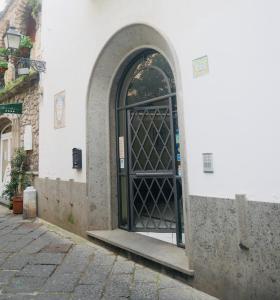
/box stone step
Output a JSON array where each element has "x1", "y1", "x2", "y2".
[{"x1": 87, "y1": 229, "x2": 194, "y2": 277}]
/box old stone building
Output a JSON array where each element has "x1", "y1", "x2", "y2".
[{"x1": 0, "y1": 0, "x2": 42, "y2": 205}]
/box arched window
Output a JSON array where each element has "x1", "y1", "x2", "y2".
[{"x1": 119, "y1": 51, "x2": 176, "y2": 108}]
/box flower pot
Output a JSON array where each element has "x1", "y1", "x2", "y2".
[
  {"x1": 13, "y1": 195, "x2": 23, "y2": 214},
  {"x1": 0, "y1": 67, "x2": 7, "y2": 74},
  {"x1": 19, "y1": 47, "x2": 31, "y2": 58}
]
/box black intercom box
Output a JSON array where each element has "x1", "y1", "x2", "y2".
[{"x1": 72, "y1": 148, "x2": 82, "y2": 169}]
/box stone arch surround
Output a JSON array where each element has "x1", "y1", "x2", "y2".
[
  {"x1": 86, "y1": 23, "x2": 191, "y2": 251},
  {"x1": 0, "y1": 115, "x2": 20, "y2": 153}
]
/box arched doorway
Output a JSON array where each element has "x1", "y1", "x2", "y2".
[
  {"x1": 116, "y1": 50, "x2": 184, "y2": 246},
  {"x1": 0, "y1": 120, "x2": 12, "y2": 205},
  {"x1": 87, "y1": 24, "x2": 191, "y2": 252}
]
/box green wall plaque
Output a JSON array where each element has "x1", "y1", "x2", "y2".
[{"x1": 0, "y1": 103, "x2": 22, "y2": 114}]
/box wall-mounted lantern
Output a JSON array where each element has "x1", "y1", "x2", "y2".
[
  {"x1": 4, "y1": 26, "x2": 21, "y2": 50},
  {"x1": 4, "y1": 26, "x2": 46, "y2": 73}
]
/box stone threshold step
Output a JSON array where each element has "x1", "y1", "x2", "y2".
[{"x1": 87, "y1": 229, "x2": 194, "y2": 277}]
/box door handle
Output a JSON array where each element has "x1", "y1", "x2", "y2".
[{"x1": 134, "y1": 172, "x2": 173, "y2": 176}]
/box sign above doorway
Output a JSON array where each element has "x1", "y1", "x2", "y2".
[{"x1": 0, "y1": 103, "x2": 22, "y2": 114}]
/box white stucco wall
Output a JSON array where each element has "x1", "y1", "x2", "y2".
[{"x1": 40, "y1": 0, "x2": 280, "y2": 203}]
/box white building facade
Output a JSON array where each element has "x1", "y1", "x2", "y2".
[{"x1": 37, "y1": 1, "x2": 280, "y2": 299}]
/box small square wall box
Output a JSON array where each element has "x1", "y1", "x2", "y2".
[
  {"x1": 72, "y1": 148, "x2": 82, "y2": 169},
  {"x1": 203, "y1": 153, "x2": 214, "y2": 173}
]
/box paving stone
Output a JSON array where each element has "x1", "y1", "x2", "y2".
[
  {"x1": 14, "y1": 223, "x2": 42, "y2": 235},
  {"x1": 31, "y1": 253, "x2": 65, "y2": 265},
  {"x1": 1, "y1": 254, "x2": 31, "y2": 270},
  {"x1": 0, "y1": 292, "x2": 70, "y2": 300},
  {"x1": 111, "y1": 260, "x2": 135, "y2": 274},
  {"x1": 0, "y1": 252, "x2": 11, "y2": 266},
  {"x1": 19, "y1": 237, "x2": 52, "y2": 254},
  {"x1": 159, "y1": 287, "x2": 215, "y2": 300},
  {"x1": 92, "y1": 252, "x2": 116, "y2": 266},
  {"x1": 159, "y1": 274, "x2": 188, "y2": 289},
  {"x1": 0, "y1": 270, "x2": 17, "y2": 285},
  {"x1": 3, "y1": 276, "x2": 47, "y2": 293},
  {"x1": 65, "y1": 245, "x2": 95, "y2": 261},
  {"x1": 41, "y1": 243, "x2": 73, "y2": 253},
  {"x1": 0, "y1": 234, "x2": 24, "y2": 242},
  {"x1": 19, "y1": 264, "x2": 56, "y2": 278},
  {"x1": 116, "y1": 255, "x2": 128, "y2": 262},
  {"x1": 159, "y1": 288, "x2": 187, "y2": 300},
  {"x1": 55, "y1": 250, "x2": 92, "y2": 274},
  {"x1": 80, "y1": 264, "x2": 112, "y2": 284},
  {"x1": 1, "y1": 238, "x2": 34, "y2": 253},
  {"x1": 55, "y1": 260, "x2": 89, "y2": 274},
  {"x1": 130, "y1": 282, "x2": 158, "y2": 300},
  {"x1": 0, "y1": 295, "x2": 37, "y2": 300},
  {"x1": 0, "y1": 230, "x2": 14, "y2": 239},
  {"x1": 134, "y1": 266, "x2": 158, "y2": 283},
  {"x1": 24, "y1": 227, "x2": 49, "y2": 240},
  {"x1": 34, "y1": 294, "x2": 70, "y2": 300},
  {"x1": 39, "y1": 232, "x2": 67, "y2": 245},
  {"x1": 103, "y1": 274, "x2": 132, "y2": 299},
  {"x1": 43, "y1": 273, "x2": 80, "y2": 293},
  {"x1": 0, "y1": 224, "x2": 9, "y2": 230},
  {"x1": 0, "y1": 210, "x2": 216, "y2": 300},
  {"x1": 73, "y1": 284, "x2": 104, "y2": 300}
]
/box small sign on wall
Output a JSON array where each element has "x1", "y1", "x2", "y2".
[
  {"x1": 54, "y1": 91, "x2": 66, "y2": 129},
  {"x1": 119, "y1": 136, "x2": 125, "y2": 169},
  {"x1": 24, "y1": 125, "x2": 32, "y2": 151},
  {"x1": 192, "y1": 55, "x2": 209, "y2": 78}
]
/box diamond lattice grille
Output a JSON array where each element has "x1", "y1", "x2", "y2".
[
  {"x1": 128, "y1": 106, "x2": 177, "y2": 232},
  {"x1": 129, "y1": 107, "x2": 172, "y2": 172},
  {"x1": 131, "y1": 177, "x2": 176, "y2": 231}
]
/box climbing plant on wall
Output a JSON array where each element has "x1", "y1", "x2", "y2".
[{"x1": 27, "y1": 0, "x2": 42, "y2": 19}]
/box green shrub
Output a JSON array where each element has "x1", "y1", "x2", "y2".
[
  {"x1": 20, "y1": 35, "x2": 33, "y2": 49},
  {"x1": 0, "y1": 48, "x2": 8, "y2": 57},
  {"x1": 0, "y1": 60, "x2": 8, "y2": 69},
  {"x1": 27, "y1": 0, "x2": 42, "y2": 19},
  {"x1": 2, "y1": 148, "x2": 31, "y2": 200}
]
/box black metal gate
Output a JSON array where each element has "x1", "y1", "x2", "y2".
[
  {"x1": 127, "y1": 106, "x2": 178, "y2": 232},
  {"x1": 116, "y1": 50, "x2": 185, "y2": 247}
]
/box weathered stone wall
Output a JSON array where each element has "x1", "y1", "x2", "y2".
[
  {"x1": 34, "y1": 174, "x2": 280, "y2": 300},
  {"x1": 34, "y1": 177, "x2": 88, "y2": 237},
  {"x1": 0, "y1": 0, "x2": 42, "y2": 173},
  {"x1": 0, "y1": 80, "x2": 40, "y2": 172},
  {"x1": 189, "y1": 195, "x2": 280, "y2": 300},
  {"x1": 19, "y1": 83, "x2": 40, "y2": 171},
  {"x1": 0, "y1": 0, "x2": 31, "y2": 44}
]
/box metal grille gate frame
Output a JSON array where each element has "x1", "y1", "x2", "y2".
[
  {"x1": 128, "y1": 106, "x2": 178, "y2": 233},
  {"x1": 116, "y1": 51, "x2": 184, "y2": 247}
]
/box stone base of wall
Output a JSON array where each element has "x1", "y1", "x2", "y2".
[
  {"x1": 35, "y1": 177, "x2": 88, "y2": 237},
  {"x1": 189, "y1": 195, "x2": 280, "y2": 300},
  {"x1": 34, "y1": 177, "x2": 280, "y2": 300}
]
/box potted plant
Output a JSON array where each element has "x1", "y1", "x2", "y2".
[
  {"x1": 27, "y1": 0, "x2": 42, "y2": 20},
  {"x1": 19, "y1": 35, "x2": 33, "y2": 58},
  {"x1": 0, "y1": 60, "x2": 8, "y2": 74},
  {"x1": 0, "y1": 48, "x2": 8, "y2": 60},
  {"x1": 2, "y1": 148, "x2": 30, "y2": 214}
]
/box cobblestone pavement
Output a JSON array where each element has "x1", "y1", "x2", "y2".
[{"x1": 0, "y1": 207, "x2": 218, "y2": 300}]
